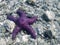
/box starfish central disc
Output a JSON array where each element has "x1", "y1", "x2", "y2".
[{"x1": 7, "y1": 8, "x2": 38, "y2": 40}]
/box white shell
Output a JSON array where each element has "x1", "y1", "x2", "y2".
[{"x1": 4, "y1": 20, "x2": 15, "y2": 33}]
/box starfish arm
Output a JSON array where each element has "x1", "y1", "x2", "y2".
[
  {"x1": 23, "y1": 24, "x2": 36, "y2": 39},
  {"x1": 28, "y1": 16, "x2": 38, "y2": 24},
  {"x1": 7, "y1": 15, "x2": 17, "y2": 22},
  {"x1": 16, "y1": 8, "x2": 26, "y2": 17},
  {"x1": 12, "y1": 26, "x2": 21, "y2": 40}
]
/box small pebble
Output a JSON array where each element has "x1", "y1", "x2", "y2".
[
  {"x1": 0, "y1": 15, "x2": 6, "y2": 22},
  {"x1": 57, "y1": 2, "x2": 60, "y2": 10},
  {"x1": 41, "y1": 13, "x2": 51, "y2": 22},
  {"x1": 15, "y1": 37, "x2": 20, "y2": 42},
  {"x1": 43, "y1": 30, "x2": 55, "y2": 39},
  {"x1": 41, "y1": 10, "x2": 55, "y2": 22},
  {"x1": 6, "y1": 37, "x2": 14, "y2": 45},
  {"x1": 0, "y1": 38, "x2": 6, "y2": 45},
  {"x1": 22, "y1": 35, "x2": 29, "y2": 42},
  {"x1": 0, "y1": 25, "x2": 6, "y2": 33},
  {"x1": 27, "y1": 0, "x2": 36, "y2": 3},
  {"x1": 26, "y1": 0, "x2": 38, "y2": 7}
]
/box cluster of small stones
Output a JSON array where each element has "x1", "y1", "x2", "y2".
[{"x1": 0, "y1": 0, "x2": 60, "y2": 45}]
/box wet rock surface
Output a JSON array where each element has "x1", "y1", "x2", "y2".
[{"x1": 0, "y1": 0, "x2": 60, "y2": 45}]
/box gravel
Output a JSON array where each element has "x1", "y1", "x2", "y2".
[{"x1": 0, "y1": 0, "x2": 60, "y2": 45}]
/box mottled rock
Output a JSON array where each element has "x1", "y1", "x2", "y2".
[
  {"x1": 41, "y1": 10, "x2": 55, "y2": 22},
  {"x1": 45, "y1": 11, "x2": 55, "y2": 20}
]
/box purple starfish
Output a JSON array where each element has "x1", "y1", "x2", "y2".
[{"x1": 7, "y1": 9, "x2": 38, "y2": 40}]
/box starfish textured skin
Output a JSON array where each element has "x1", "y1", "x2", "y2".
[{"x1": 7, "y1": 9, "x2": 38, "y2": 40}]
